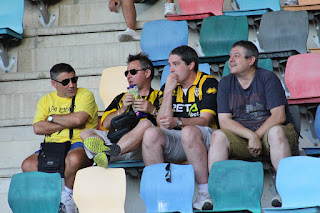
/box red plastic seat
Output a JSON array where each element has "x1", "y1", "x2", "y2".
[
  {"x1": 285, "y1": 53, "x2": 320, "y2": 104},
  {"x1": 166, "y1": 0, "x2": 224, "y2": 21}
]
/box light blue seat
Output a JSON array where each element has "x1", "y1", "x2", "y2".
[
  {"x1": 222, "y1": 58, "x2": 273, "y2": 77},
  {"x1": 8, "y1": 172, "x2": 61, "y2": 213},
  {"x1": 257, "y1": 10, "x2": 309, "y2": 59},
  {"x1": 303, "y1": 105, "x2": 320, "y2": 157},
  {"x1": 315, "y1": 105, "x2": 320, "y2": 141},
  {"x1": 204, "y1": 160, "x2": 263, "y2": 213},
  {"x1": 140, "y1": 20, "x2": 188, "y2": 66},
  {"x1": 264, "y1": 156, "x2": 320, "y2": 213},
  {"x1": 0, "y1": 0, "x2": 24, "y2": 72},
  {"x1": 199, "y1": 15, "x2": 248, "y2": 63},
  {"x1": 160, "y1": 63, "x2": 211, "y2": 88},
  {"x1": 224, "y1": 0, "x2": 280, "y2": 16},
  {"x1": 140, "y1": 163, "x2": 194, "y2": 213}
]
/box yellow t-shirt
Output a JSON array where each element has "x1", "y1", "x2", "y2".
[{"x1": 33, "y1": 88, "x2": 98, "y2": 144}]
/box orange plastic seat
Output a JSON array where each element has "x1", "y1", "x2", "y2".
[{"x1": 166, "y1": 0, "x2": 224, "y2": 21}]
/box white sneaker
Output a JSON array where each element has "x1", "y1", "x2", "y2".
[
  {"x1": 164, "y1": 3, "x2": 177, "y2": 16},
  {"x1": 284, "y1": 0, "x2": 298, "y2": 5},
  {"x1": 59, "y1": 191, "x2": 78, "y2": 213},
  {"x1": 117, "y1": 28, "x2": 141, "y2": 42},
  {"x1": 193, "y1": 191, "x2": 213, "y2": 210}
]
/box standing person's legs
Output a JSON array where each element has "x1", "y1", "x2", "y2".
[{"x1": 164, "y1": 0, "x2": 177, "y2": 15}]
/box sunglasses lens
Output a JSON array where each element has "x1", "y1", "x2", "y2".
[
  {"x1": 61, "y1": 79, "x2": 70, "y2": 86},
  {"x1": 130, "y1": 69, "x2": 137, "y2": 75},
  {"x1": 124, "y1": 71, "x2": 129, "y2": 77},
  {"x1": 71, "y1": 77, "x2": 78, "y2": 83}
]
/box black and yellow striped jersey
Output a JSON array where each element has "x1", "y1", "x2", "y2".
[
  {"x1": 100, "y1": 88, "x2": 161, "y2": 131},
  {"x1": 160, "y1": 71, "x2": 218, "y2": 129}
]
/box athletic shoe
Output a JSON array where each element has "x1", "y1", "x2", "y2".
[
  {"x1": 284, "y1": 0, "x2": 298, "y2": 5},
  {"x1": 93, "y1": 152, "x2": 109, "y2": 168},
  {"x1": 271, "y1": 193, "x2": 282, "y2": 207},
  {"x1": 84, "y1": 137, "x2": 121, "y2": 158},
  {"x1": 59, "y1": 191, "x2": 78, "y2": 213},
  {"x1": 164, "y1": 3, "x2": 177, "y2": 16},
  {"x1": 193, "y1": 191, "x2": 213, "y2": 210},
  {"x1": 117, "y1": 28, "x2": 141, "y2": 42}
]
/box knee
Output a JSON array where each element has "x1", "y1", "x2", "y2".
[
  {"x1": 80, "y1": 129, "x2": 96, "y2": 140},
  {"x1": 142, "y1": 127, "x2": 164, "y2": 148},
  {"x1": 137, "y1": 119, "x2": 153, "y2": 130},
  {"x1": 268, "y1": 126, "x2": 287, "y2": 146},
  {"x1": 65, "y1": 149, "x2": 86, "y2": 170},
  {"x1": 180, "y1": 126, "x2": 202, "y2": 146},
  {"x1": 21, "y1": 157, "x2": 37, "y2": 172},
  {"x1": 210, "y1": 130, "x2": 229, "y2": 147}
]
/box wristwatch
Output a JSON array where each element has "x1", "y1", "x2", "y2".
[
  {"x1": 152, "y1": 108, "x2": 158, "y2": 116},
  {"x1": 176, "y1": 117, "x2": 183, "y2": 128},
  {"x1": 48, "y1": 115, "x2": 54, "y2": 123}
]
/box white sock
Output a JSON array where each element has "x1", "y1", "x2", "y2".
[
  {"x1": 198, "y1": 183, "x2": 209, "y2": 193},
  {"x1": 65, "y1": 186, "x2": 73, "y2": 195}
]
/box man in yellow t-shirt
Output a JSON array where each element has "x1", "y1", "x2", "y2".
[{"x1": 21, "y1": 63, "x2": 98, "y2": 213}]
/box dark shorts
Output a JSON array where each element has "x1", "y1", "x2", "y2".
[
  {"x1": 221, "y1": 123, "x2": 298, "y2": 159},
  {"x1": 35, "y1": 142, "x2": 84, "y2": 154}
]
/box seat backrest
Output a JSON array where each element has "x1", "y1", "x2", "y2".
[
  {"x1": 285, "y1": 53, "x2": 320, "y2": 100},
  {"x1": 140, "y1": 163, "x2": 194, "y2": 213},
  {"x1": 209, "y1": 160, "x2": 263, "y2": 213},
  {"x1": 99, "y1": 66, "x2": 128, "y2": 108},
  {"x1": 222, "y1": 58, "x2": 273, "y2": 77},
  {"x1": 276, "y1": 156, "x2": 320, "y2": 208},
  {"x1": 73, "y1": 167, "x2": 126, "y2": 213},
  {"x1": 236, "y1": 0, "x2": 280, "y2": 11},
  {"x1": 8, "y1": 172, "x2": 61, "y2": 213},
  {"x1": 160, "y1": 63, "x2": 211, "y2": 88},
  {"x1": 140, "y1": 20, "x2": 188, "y2": 66},
  {"x1": 200, "y1": 15, "x2": 248, "y2": 59},
  {"x1": 178, "y1": 0, "x2": 224, "y2": 16},
  {"x1": 0, "y1": 0, "x2": 24, "y2": 35},
  {"x1": 257, "y1": 10, "x2": 308, "y2": 56}
]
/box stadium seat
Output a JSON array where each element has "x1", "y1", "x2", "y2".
[
  {"x1": 264, "y1": 156, "x2": 320, "y2": 213},
  {"x1": 199, "y1": 15, "x2": 248, "y2": 63},
  {"x1": 160, "y1": 63, "x2": 211, "y2": 88},
  {"x1": 303, "y1": 105, "x2": 320, "y2": 157},
  {"x1": 224, "y1": 0, "x2": 280, "y2": 16},
  {"x1": 257, "y1": 10, "x2": 308, "y2": 59},
  {"x1": 165, "y1": 0, "x2": 223, "y2": 21},
  {"x1": 140, "y1": 20, "x2": 188, "y2": 66},
  {"x1": 8, "y1": 172, "x2": 61, "y2": 213},
  {"x1": 140, "y1": 163, "x2": 194, "y2": 213},
  {"x1": 222, "y1": 58, "x2": 273, "y2": 77},
  {"x1": 73, "y1": 167, "x2": 126, "y2": 213},
  {"x1": 0, "y1": 0, "x2": 24, "y2": 72},
  {"x1": 207, "y1": 160, "x2": 263, "y2": 213}
]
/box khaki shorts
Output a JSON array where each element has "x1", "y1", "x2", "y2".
[{"x1": 220, "y1": 123, "x2": 298, "y2": 159}]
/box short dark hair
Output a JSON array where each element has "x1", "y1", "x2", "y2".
[
  {"x1": 50, "y1": 63, "x2": 75, "y2": 80},
  {"x1": 232, "y1": 40, "x2": 259, "y2": 68},
  {"x1": 127, "y1": 52, "x2": 154, "y2": 79},
  {"x1": 170, "y1": 45, "x2": 199, "y2": 72}
]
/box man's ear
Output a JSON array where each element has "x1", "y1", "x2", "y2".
[
  {"x1": 145, "y1": 69, "x2": 152, "y2": 78},
  {"x1": 188, "y1": 61, "x2": 195, "y2": 71},
  {"x1": 249, "y1": 56, "x2": 256, "y2": 67},
  {"x1": 51, "y1": 80, "x2": 57, "y2": 88}
]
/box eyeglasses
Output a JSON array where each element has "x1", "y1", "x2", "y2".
[
  {"x1": 165, "y1": 163, "x2": 171, "y2": 183},
  {"x1": 124, "y1": 69, "x2": 146, "y2": 77},
  {"x1": 54, "y1": 77, "x2": 78, "y2": 86}
]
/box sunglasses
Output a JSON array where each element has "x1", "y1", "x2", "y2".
[
  {"x1": 124, "y1": 69, "x2": 146, "y2": 77},
  {"x1": 165, "y1": 163, "x2": 171, "y2": 183},
  {"x1": 54, "y1": 77, "x2": 78, "y2": 86}
]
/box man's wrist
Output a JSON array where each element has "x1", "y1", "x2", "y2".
[
  {"x1": 176, "y1": 117, "x2": 183, "y2": 128},
  {"x1": 48, "y1": 115, "x2": 54, "y2": 123}
]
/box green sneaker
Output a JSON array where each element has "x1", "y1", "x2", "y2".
[
  {"x1": 93, "y1": 152, "x2": 108, "y2": 168},
  {"x1": 83, "y1": 137, "x2": 110, "y2": 159}
]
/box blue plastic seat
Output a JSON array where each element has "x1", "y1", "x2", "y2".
[
  {"x1": 315, "y1": 105, "x2": 320, "y2": 141},
  {"x1": 8, "y1": 172, "x2": 61, "y2": 213},
  {"x1": 224, "y1": 0, "x2": 280, "y2": 16},
  {"x1": 222, "y1": 58, "x2": 273, "y2": 77},
  {"x1": 257, "y1": 10, "x2": 309, "y2": 59},
  {"x1": 206, "y1": 160, "x2": 264, "y2": 213},
  {"x1": 264, "y1": 156, "x2": 320, "y2": 213},
  {"x1": 199, "y1": 15, "x2": 248, "y2": 63},
  {"x1": 140, "y1": 163, "x2": 194, "y2": 213},
  {"x1": 140, "y1": 20, "x2": 188, "y2": 66},
  {"x1": 160, "y1": 63, "x2": 211, "y2": 88},
  {"x1": 0, "y1": 0, "x2": 24, "y2": 72}
]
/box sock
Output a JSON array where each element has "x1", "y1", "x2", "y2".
[
  {"x1": 64, "y1": 186, "x2": 73, "y2": 195},
  {"x1": 198, "y1": 183, "x2": 209, "y2": 193},
  {"x1": 107, "y1": 143, "x2": 121, "y2": 156}
]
